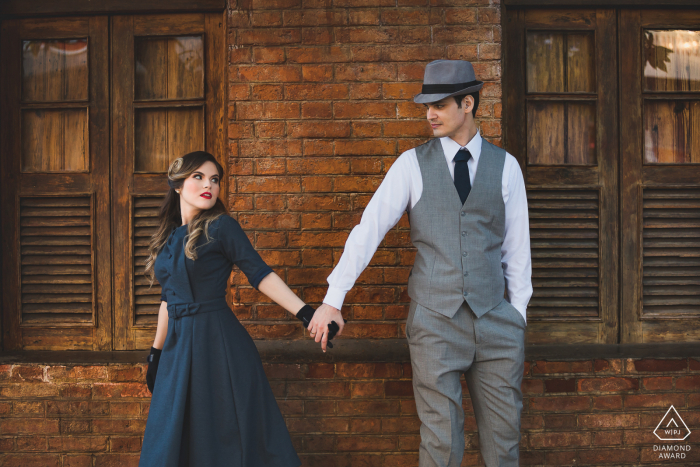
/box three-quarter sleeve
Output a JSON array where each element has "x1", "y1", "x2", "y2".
[
  {"x1": 217, "y1": 215, "x2": 273, "y2": 289},
  {"x1": 160, "y1": 288, "x2": 167, "y2": 302}
]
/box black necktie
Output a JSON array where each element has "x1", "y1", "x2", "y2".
[{"x1": 453, "y1": 148, "x2": 472, "y2": 205}]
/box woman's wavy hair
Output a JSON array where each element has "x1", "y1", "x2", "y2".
[{"x1": 144, "y1": 151, "x2": 227, "y2": 285}]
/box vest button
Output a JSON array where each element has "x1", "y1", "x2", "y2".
[
  {"x1": 462, "y1": 252, "x2": 467, "y2": 257},
  {"x1": 461, "y1": 231, "x2": 466, "y2": 236},
  {"x1": 464, "y1": 271, "x2": 468, "y2": 276},
  {"x1": 460, "y1": 212, "x2": 465, "y2": 217}
]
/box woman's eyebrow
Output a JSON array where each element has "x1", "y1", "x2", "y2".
[{"x1": 192, "y1": 171, "x2": 219, "y2": 178}]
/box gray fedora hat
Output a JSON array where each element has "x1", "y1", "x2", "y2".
[{"x1": 413, "y1": 60, "x2": 484, "y2": 104}]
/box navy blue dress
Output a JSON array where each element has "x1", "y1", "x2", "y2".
[{"x1": 139, "y1": 215, "x2": 300, "y2": 467}]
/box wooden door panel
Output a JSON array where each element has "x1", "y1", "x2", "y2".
[
  {"x1": 1, "y1": 16, "x2": 110, "y2": 350},
  {"x1": 112, "y1": 13, "x2": 225, "y2": 350},
  {"x1": 620, "y1": 10, "x2": 700, "y2": 343},
  {"x1": 505, "y1": 9, "x2": 618, "y2": 344}
]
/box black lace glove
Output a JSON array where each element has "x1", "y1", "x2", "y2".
[
  {"x1": 296, "y1": 305, "x2": 346, "y2": 349},
  {"x1": 146, "y1": 346, "x2": 162, "y2": 394}
]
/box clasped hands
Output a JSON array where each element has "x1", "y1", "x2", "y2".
[{"x1": 296, "y1": 303, "x2": 345, "y2": 352}]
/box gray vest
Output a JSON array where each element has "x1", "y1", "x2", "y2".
[{"x1": 407, "y1": 137, "x2": 506, "y2": 318}]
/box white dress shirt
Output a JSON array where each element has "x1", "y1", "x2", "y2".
[{"x1": 323, "y1": 132, "x2": 533, "y2": 323}]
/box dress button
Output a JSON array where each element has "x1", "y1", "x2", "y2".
[
  {"x1": 464, "y1": 271, "x2": 468, "y2": 276},
  {"x1": 462, "y1": 231, "x2": 466, "y2": 236},
  {"x1": 462, "y1": 252, "x2": 467, "y2": 257},
  {"x1": 460, "y1": 212, "x2": 466, "y2": 217}
]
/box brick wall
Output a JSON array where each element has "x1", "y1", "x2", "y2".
[
  {"x1": 225, "y1": 0, "x2": 503, "y2": 340},
  {"x1": 1, "y1": 357, "x2": 700, "y2": 466}
]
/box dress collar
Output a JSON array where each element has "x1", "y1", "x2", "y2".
[{"x1": 440, "y1": 131, "x2": 482, "y2": 164}]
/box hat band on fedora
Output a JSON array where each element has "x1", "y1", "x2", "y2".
[{"x1": 421, "y1": 80, "x2": 481, "y2": 95}]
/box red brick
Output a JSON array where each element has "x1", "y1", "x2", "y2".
[
  {"x1": 336, "y1": 64, "x2": 397, "y2": 82},
  {"x1": 521, "y1": 379, "x2": 544, "y2": 394},
  {"x1": 531, "y1": 360, "x2": 593, "y2": 375},
  {"x1": 445, "y1": 8, "x2": 477, "y2": 24},
  {"x1": 336, "y1": 435, "x2": 397, "y2": 452},
  {"x1": 579, "y1": 413, "x2": 639, "y2": 428},
  {"x1": 579, "y1": 448, "x2": 639, "y2": 464},
  {"x1": 351, "y1": 158, "x2": 383, "y2": 174},
  {"x1": 675, "y1": 375, "x2": 700, "y2": 390},
  {"x1": 335, "y1": 0, "x2": 394, "y2": 6},
  {"x1": 385, "y1": 381, "x2": 414, "y2": 397},
  {"x1": 253, "y1": 47, "x2": 285, "y2": 64},
  {"x1": 12, "y1": 365, "x2": 45, "y2": 382},
  {"x1": 238, "y1": 29, "x2": 301, "y2": 46},
  {"x1": 642, "y1": 376, "x2": 673, "y2": 390},
  {"x1": 543, "y1": 414, "x2": 576, "y2": 429},
  {"x1": 631, "y1": 358, "x2": 687, "y2": 372},
  {"x1": 1, "y1": 455, "x2": 60, "y2": 467},
  {"x1": 337, "y1": 401, "x2": 401, "y2": 416},
  {"x1": 529, "y1": 432, "x2": 590, "y2": 448},
  {"x1": 578, "y1": 377, "x2": 639, "y2": 392},
  {"x1": 624, "y1": 393, "x2": 685, "y2": 409},
  {"x1": 250, "y1": 84, "x2": 283, "y2": 101},
  {"x1": 283, "y1": 10, "x2": 345, "y2": 27},
  {"x1": 289, "y1": 122, "x2": 351, "y2": 138},
  {"x1": 544, "y1": 378, "x2": 576, "y2": 393},
  {"x1": 235, "y1": 65, "x2": 302, "y2": 83},
  {"x1": 351, "y1": 382, "x2": 385, "y2": 398},
  {"x1": 287, "y1": 46, "x2": 352, "y2": 63},
  {"x1": 529, "y1": 396, "x2": 590, "y2": 412},
  {"x1": 238, "y1": 176, "x2": 301, "y2": 193},
  {"x1": 0, "y1": 418, "x2": 59, "y2": 434},
  {"x1": 433, "y1": 26, "x2": 493, "y2": 44},
  {"x1": 593, "y1": 395, "x2": 623, "y2": 411},
  {"x1": 400, "y1": 27, "x2": 430, "y2": 44},
  {"x1": 335, "y1": 140, "x2": 395, "y2": 156},
  {"x1": 250, "y1": 0, "x2": 300, "y2": 8},
  {"x1": 302, "y1": 28, "x2": 333, "y2": 45}
]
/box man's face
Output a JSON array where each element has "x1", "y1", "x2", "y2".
[{"x1": 424, "y1": 96, "x2": 472, "y2": 138}]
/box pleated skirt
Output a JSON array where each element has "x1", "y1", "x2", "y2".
[{"x1": 138, "y1": 307, "x2": 300, "y2": 467}]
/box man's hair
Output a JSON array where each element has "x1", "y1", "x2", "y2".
[{"x1": 454, "y1": 91, "x2": 479, "y2": 118}]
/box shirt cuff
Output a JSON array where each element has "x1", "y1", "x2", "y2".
[
  {"x1": 323, "y1": 287, "x2": 347, "y2": 311},
  {"x1": 249, "y1": 267, "x2": 274, "y2": 290}
]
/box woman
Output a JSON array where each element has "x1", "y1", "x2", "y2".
[{"x1": 139, "y1": 151, "x2": 319, "y2": 467}]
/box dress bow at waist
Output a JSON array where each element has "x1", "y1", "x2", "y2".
[{"x1": 167, "y1": 297, "x2": 229, "y2": 319}]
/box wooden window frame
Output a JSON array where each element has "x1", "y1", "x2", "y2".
[
  {"x1": 0, "y1": 10, "x2": 226, "y2": 352},
  {"x1": 0, "y1": 0, "x2": 225, "y2": 17}
]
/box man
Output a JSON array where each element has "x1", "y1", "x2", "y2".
[{"x1": 309, "y1": 60, "x2": 532, "y2": 467}]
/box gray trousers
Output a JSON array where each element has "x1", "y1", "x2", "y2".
[{"x1": 406, "y1": 299, "x2": 525, "y2": 467}]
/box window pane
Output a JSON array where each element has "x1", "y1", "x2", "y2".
[
  {"x1": 21, "y1": 109, "x2": 89, "y2": 172},
  {"x1": 135, "y1": 36, "x2": 204, "y2": 100},
  {"x1": 644, "y1": 100, "x2": 700, "y2": 164},
  {"x1": 22, "y1": 39, "x2": 88, "y2": 102},
  {"x1": 527, "y1": 101, "x2": 596, "y2": 165},
  {"x1": 527, "y1": 33, "x2": 565, "y2": 93},
  {"x1": 135, "y1": 107, "x2": 204, "y2": 172},
  {"x1": 527, "y1": 32, "x2": 595, "y2": 93},
  {"x1": 644, "y1": 30, "x2": 700, "y2": 92},
  {"x1": 567, "y1": 33, "x2": 596, "y2": 93}
]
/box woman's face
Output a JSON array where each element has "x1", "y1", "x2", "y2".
[{"x1": 179, "y1": 161, "x2": 220, "y2": 215}]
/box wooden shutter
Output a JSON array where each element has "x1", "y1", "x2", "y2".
[
  {"x1": 620, "y1": 10, "x2": 700, "y2": 343},
  {"x1": 0, "y1": 17, "x2": 111, "y2": 350},
  {"x1": 504, "y1": 9, "x2": 619, "y2": 344},
  {"x1": 111, "y1": 13, "x2": 226, "y2": 350}
]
